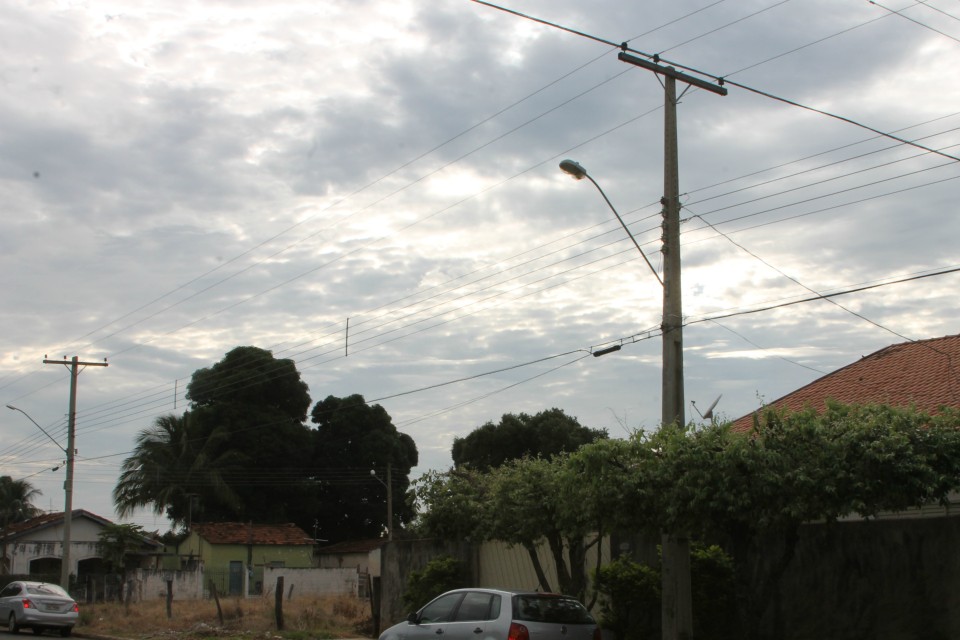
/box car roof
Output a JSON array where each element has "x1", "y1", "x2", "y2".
[{"x1": 441, "y1": 588, "x2": 572, "y2": 598}]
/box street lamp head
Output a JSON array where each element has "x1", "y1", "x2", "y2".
[{"x1": 559, "y1": 159, "x2": 587, "y2": 180}]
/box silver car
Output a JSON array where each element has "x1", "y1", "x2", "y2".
[
  {"x1": 0, "y1": 581, "x2": 79, "y2": 637},
  {"x1": 379, "y1": 588, "x2": 600, "y2": 640}
]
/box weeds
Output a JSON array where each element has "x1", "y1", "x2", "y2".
[{"x1": 77, "y1": 593, "x2": 371, "y2": 639}]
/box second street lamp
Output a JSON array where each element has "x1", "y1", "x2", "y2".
[
  {"x1": 369, "y1": 464, "x2": 393, "y2": 541},
  {"x1": 6, "y1": 404, "x2": 73, "y2": 588}
]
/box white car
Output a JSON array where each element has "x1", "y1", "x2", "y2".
[
  {"x1": 380, "y1": 587, "x2": 600, "y2": 640},
  {"x1": 0, "y1": 581, "x2": 79, "y2": 637}
]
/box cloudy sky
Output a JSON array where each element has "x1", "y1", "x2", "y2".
[{"x1": 2, "y1": 0, "x2": 958, "y2": 532}]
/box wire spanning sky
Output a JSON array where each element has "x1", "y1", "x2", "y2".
[{"x1": 2, "y1": 0, "x2": 959, "y2": 531}]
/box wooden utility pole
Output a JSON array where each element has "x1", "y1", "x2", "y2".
[
  {"x1": 617, "y1": 51, "x2": 726, "y2": 640},
  {"x1": 43, "y1": 356, "x2": 108, "y2": 589}
]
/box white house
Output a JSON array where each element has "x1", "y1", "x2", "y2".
[{"x1": 0, "y1": 509, "x2": 161, "y2": 579}]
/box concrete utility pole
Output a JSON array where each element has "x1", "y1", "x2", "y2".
[
  {"x1": 43, "y1": 356, "x2": 108, "y2": 589},
  {"x1": 617, "y1": 51, "x2": 726, "y2": 640}
]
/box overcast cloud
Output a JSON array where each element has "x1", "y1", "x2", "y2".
[{"x1": 2, "y1": 0, "x2": 958, "y2": 531}]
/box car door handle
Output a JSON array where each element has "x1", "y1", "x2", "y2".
[
  {"x1": 473, "y1": 628, "x2": 483, "y2": 634},
  {"x1": 435, "y1": 629, "x2": 444, "y2": 635}
]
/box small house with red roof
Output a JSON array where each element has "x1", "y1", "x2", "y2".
[
  {"x1": 730, "y1": 333, "x2": 960, "y2": 433},
  {"x1": 174, "y1": 522, "x2": 315, "y2": 596}
]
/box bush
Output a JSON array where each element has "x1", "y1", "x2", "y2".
[
  {"x1": 594, "y1": 543, "x2": 739, "y2": 640},
  {"x1": 402, "y1": 555, "x2": 469, "y2": 612},
  {"x1": 594, "y1": 556, "x2": 660, "y2": 640}
]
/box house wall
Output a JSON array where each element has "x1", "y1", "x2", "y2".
[
  {"x1": 317, "y1": 549, "x2": 380, "y2": 575},
  {"x1": 3, "y1": 518, "x2": 106, "y2": 577},
  {"x1": 131, "y1": 568, "x2": 206, "y2": 600}
]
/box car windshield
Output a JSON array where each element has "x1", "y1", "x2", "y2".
[
  {"x1": 25, "y1": 584, "x2": 69, "y2": 597},
  {"x1": 512, "y1": 594, "x2": 595, "y2": 624}
]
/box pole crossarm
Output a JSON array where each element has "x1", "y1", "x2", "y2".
[{"x1": 618, "y1": 52, "x2": 728, "y2": 96}]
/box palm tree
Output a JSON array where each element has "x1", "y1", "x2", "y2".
[
  {"x1": 0, "y1": 475, "x2": 42, "y2": 528},
  {"x1": 113, "y1": 413, "x2": 242, "y2": 529}
]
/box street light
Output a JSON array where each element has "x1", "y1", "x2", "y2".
[
  {"x1": 6, "y1": 405, "x2": 67, "y2": 455},
  {"x1": 6, "y1": 404, "x2": 74, "y2": 588},
  {"x1": 369, "y1": 465, "x2": 393, "y2": 541},
  {"x1": 561, "y1": 154, "x2": 691, "y2": 637},
  {"x1": 559, "y1": 159, "x2": 663, "y2": 286}
]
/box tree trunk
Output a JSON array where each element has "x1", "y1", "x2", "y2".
[{"x1": 524, "y1": 542, "x2": 553, "y2": 592}]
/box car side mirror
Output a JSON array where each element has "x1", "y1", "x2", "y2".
[{"x1": 407, "y1": 612, "x2": 420, "y2": 624}]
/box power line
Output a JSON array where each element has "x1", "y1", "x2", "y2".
[
  {"x1": 471, "y1": 0, "x2": 960, "y2": 163},
  {"x1": 868, "y1": 0, "x2": 960, "y2": 44}
]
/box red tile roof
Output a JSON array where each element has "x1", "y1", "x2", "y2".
[
  {"x1": 1, "y1": 510, "x2": 113, "y2": 537},
  {"x1": 192, "y1": 522, "x2": 314, "y2": 546},
  {"x1": 730, "y1": 334, "x2": 960, "y2": 433}
]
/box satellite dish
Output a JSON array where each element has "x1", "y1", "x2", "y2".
[{"x1": 692, "y1": 394, "x2": 722, "y2": 421}]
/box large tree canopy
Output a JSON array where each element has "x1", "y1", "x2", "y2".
[
  {"x1": 309, "y1": 394, "x2": 419, "y2": 542},
  {"x1": 116, "y1": 346, "x2": 314, "y2": 529},
  {"x1": 115, "y1": 348, "x2": 420, "y2": 543},
  {"x1": 451, "y1": 408, "x2": 607, "y2": 471},
  {"x1": 187, "y1": 345, "x2": 310, "y2": 421}
]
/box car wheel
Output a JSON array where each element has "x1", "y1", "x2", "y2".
[
  {"x1": 59, "y1": 627, "x2": 72, "y2": 638},
  {"x1": 8, "y1": 613, "x2": 21, "y2": 634}
]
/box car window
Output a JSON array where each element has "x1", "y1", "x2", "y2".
[
  {"x1": 27, "y1": 584, "x2": 68, "y2": 597},
  {"x1": 419, "y1": 592, "x2": 463, "y2": 623},
  {"x1": 0, "y1": 584, "x2": 22, "y2": 598},
  {"x1": 512, "y1": 594, "x2": 595, "y2": 624},
  {"x1": 454, "y1": 592, "x2": 499, "y2": 621}
]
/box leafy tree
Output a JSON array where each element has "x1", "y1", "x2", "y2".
[
  {"x1": 184, "y1": 346, "x2": 316, "y2": 524},
  {"x1": 116, "y1": 346, "x2": 315, "y2": 529},
  {"x1": 113, "y1": 413, "x2": 243, "y2": 528},
  {"x1": 452, "y1": 408, "x2": 606, "y2": 471},
  {"x1": 0, "y1": 476, "x2": 42, "y2": 528},
  {"x1": 416, "y1": 455, "x2": 601, "y2": 602},
  {"x1": 309, "y1": 394, "x2": 418, "y2": 542},
  {"x1": 187, "y1": 345, "x2": 310, "y2": 421}
]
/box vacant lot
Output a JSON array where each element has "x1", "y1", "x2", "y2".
[{"x1": 73, "y1": 594, "x2": 373, "y2": 639}]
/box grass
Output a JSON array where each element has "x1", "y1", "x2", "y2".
[{"x1": 75, "y1": 593, "x2": 374, "y2": 640}]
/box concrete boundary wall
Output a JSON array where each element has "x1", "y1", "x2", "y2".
[
  {"x1": 130, "y1": 566, "x2": 361, "y2": 601},
  {"x1": 262, "y1": 566, "x2": 359, "y2": 597}
]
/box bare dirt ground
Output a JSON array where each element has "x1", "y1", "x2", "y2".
[{"x1": 71, "y1": 594, "x2": 373, "y2": 640}]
